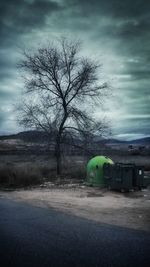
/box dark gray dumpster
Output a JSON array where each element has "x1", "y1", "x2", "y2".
[
  {"x1": 103, "y1": 163, "x2": 146, "y2": 191},
  {"x1": 104, "y1": 163, "x2": 133, "y2": 191},
  {"x1": 143, "y1": 175, "x2": 150, "y2": 188},
  {"x1": 133, "y1": 166, "x2": 144, "y2": 189}
]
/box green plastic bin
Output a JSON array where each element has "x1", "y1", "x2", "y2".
[{"x1": 86, "y1": 156, "x2": 114, "y2": 186}]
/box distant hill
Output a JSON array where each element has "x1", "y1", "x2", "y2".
[
  {"x1": 0, "y1": 131, "x2": 150, "y2": 145},
  {"x1": 127, "y1": 137, "x2": 150, "y2": 145},
  {"x1": 0, "y1": 131, "x2": 49, "y2": 143},
  {"x1": 103, "y1": 139, "x2": 127, "y2": 144},
  {"x1": 105, "y1": 137, "x2": 150, "y2": 145}
]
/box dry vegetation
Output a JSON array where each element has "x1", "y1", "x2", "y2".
[
  {"x1": 0, "y1": 163, "x2": 42, "y2": 187},
  {"x1": 0, "y1": 154, "x2": 86, "y2": 188}
]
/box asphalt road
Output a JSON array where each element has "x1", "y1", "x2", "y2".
[{"x1": 0, "y1": 198, "x2": 150, "y2": 267}]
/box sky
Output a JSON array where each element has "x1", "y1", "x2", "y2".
[{"x1": 0, "y1": 0, "x2": 150, "y2": 140}]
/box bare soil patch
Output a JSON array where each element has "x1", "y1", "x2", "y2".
[{"x1": 1, "y1": 183, "x2": 150, "y2": 232}]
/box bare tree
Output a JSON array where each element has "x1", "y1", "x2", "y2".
[{"x1": 18, "y1": 38, "x2": 109, "y2": 174}]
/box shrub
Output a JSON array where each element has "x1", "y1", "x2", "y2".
[{"x1": 0, "y1": 163, "x2": 42, "y2": 187}]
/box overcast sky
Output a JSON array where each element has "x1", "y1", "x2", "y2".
[{"x1": 0, "y1": 0, "x2": 150, "y2": 140}]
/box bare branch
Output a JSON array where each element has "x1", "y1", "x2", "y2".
[{"x1": 17, "y1": 38, "x2": 110, "y2": 174}]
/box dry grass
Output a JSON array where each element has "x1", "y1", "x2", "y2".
[
  {"x1": 0, "y1": 163, "x2": 42, "y2": 188},
  {"x1": 0, "y1": 155, "x2": 86, "y2": 188}
]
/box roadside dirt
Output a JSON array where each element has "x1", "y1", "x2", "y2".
[{"x1": 1, "y1": 183, "x2": 150, "y2": 231}]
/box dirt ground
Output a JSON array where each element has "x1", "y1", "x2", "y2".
[{"x1": 1, "y1": 183, "x2": 150, "y2": 232}]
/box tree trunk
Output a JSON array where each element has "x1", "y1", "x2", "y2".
[
  {"x1": 56, "y1": 150, "x2": 61, "y2": 175},
  {"x1": 55, "y1": 135, "x2": 61, "y2": 175},
  {"x1": 55, "y1": 108, "x2": 68, "y2": 175}
]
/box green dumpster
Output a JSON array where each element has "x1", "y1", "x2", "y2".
[
  {"x1": 104, "y1": 163, "x2": 146, "y2": 191},
  {"x1": 86, "y1": 156, "x2": 114, "y2": 186},
  {"x1": 104, "y1": 163, "x2": 134, "y2": 191}
]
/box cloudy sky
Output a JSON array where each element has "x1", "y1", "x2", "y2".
[{"x1": 0, "y1": 0, "x2": 150, "y2": 140}]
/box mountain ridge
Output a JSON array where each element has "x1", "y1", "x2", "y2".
[{"x1": 0, "y1": 131, "x2": 149, "y2": 145}]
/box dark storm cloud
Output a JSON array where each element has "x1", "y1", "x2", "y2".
[
  {"x1": 0, "y1": 0, "x2": 62, "y2": 50},
  {"x1": 119, "y1": 60, "x2": 150, "y2": 81},
  {"x1": 63, "y1": 0, "x2": 150, "y2": 65},
  {"x1": 65, "y1": 0, "x2": 150, "y2": 18},
  {"x1": 0, "y1": 111, "x2": 4, "y2": 128},
  {"x1": 64, "y1": 1, "x2": 150, "y2": 138},
  {"x1": 0, "y1": 88, "x2": 18, "y2": 132},
  {"x1": 0, "y1": 0, "x2": 62, "y2": 80},
  {"x1": 0, "y1": 106, "x2": 11, "y2": 130},
  {"x1": 114, "y1": 117, "x2": 150, "y2": 137},
  {"x1": 0, "y1": 50, "x2": 17, "y2": 80},
  {"x1": 0, "y1": 0, "x2": 62, "y2": 133},
  {"x1": 64, "y1": 0, "x2": 150, "y2": 48}
]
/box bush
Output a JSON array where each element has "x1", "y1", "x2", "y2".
[
  {"x1": 0, "y1": 156, "x2": 87, "y2": 188},
  {"x1": 0, "y1": 163, "x2": 42, "y2": 187},
  {"x1": 62, "y1": 164, "x2": 86, "y2": 180},
  {"x1": 40, "y1": 165, "x2": 56, "y2": 180}
]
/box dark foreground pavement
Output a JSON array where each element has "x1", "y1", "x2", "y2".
[{"x1": 0, "y1": 197, "x2": 150, "y2": 267}]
